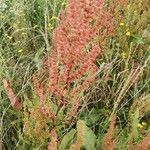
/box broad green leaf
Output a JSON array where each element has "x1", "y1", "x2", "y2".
[
  {"x1": 59, "y1": 129, "x2": 76, "y2": 150},
  {"x1": 70, "y1": 120, "x2": 97, "y2": 150}
]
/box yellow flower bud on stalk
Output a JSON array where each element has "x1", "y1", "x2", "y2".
[
  {"x1": 126, "y1": 31, "x2": 131, "y2": 36},
  {"x1": 119, "y1": 22, "x2": 125, "y2": 26},
  {"x1": 50, "y1": 16, "x2": 58, "y2": 20},
  {"x1": 121, "y1": 52, "x2": 127, "y2": 59},
  {"x1": 18, "y1": 49, "x2": 23, "y2": 53}
]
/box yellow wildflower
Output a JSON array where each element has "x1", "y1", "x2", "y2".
[
  {"x1": 119, "y1": 22, "x2": 125, "y2": 26},
  {"x1": 18, "y1": 49, "x2": 23, "y2": 53},
  {"x1": 126, "y1": 31, "x2": 131, "y2": 36},
  {"x1": 138, "y1": 123, "x2": 143, "y2": 129},
  {"x1": 50, "y1": 16, "x2": 58, "y2": 20},
  {"x1": 48, "y1": 23, "x2": 54, "y2": 30},
  {"x1": 121, "y1": 52, "x2": 127, "y2": 59}
]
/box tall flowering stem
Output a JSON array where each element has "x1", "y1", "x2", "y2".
[
  {"x1": 3, "y1": 0, "x2": 126, "y2": 121},
  {"x1": 3, "y1": 79, "x2": 22, "y2": 110},
  {"x1": 33, "y1": 0, "x2": 126, "y2": 120}
]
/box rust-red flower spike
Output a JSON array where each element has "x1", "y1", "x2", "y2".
[
  {"x1": 48, "y1": 128, "x2": 58, "y2": 150},
  {"x1": 32, "y1": 75, "x2": 46, "y2": 104},
  {"x1": 69, "y1": 66, "x2": 97, "y2": 118},
  {"x1": 33, "y1": 0, "x2": 126, "y2": 119},
  {"x1": 40, "y1": 105, "x2": 56, "y2": 121},
  {"x1": 3, "y1": 79, "x2": 22, "y2": 110},
  {"x1": 69, "y1": 45, "x2": 100, "y2": 83}
]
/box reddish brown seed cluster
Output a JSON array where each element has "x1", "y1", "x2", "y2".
[
  {"x1": 32, "y1": 0, "x2": 124, "y2": 118},
  {"x1": 3, "y1": 79, "x2": 22, "y2": 110},
  {"x1": 44, "y1": 1, "x2": 104, "y2": 117},
  {"x1": 48, "y1": 128, "x2": 58, "y2": 150},
  {"x1": 4, "y1": 0, "x2": 125, "y2": 119}
]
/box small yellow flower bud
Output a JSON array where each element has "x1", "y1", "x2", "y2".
[
  {"x1": 18, "y1": 49, "x2": 23, "y2": 53},
  {"x1": 119, "y1": 22, "x2": 125, "y2": 26},
  {"x1": 138, "y1": 123, "x2": 143, "y2": 129},
  {"x1": 48, "y1": 23, "x2": 54, "y2": 30},
  {"x1": 50, "y1": 16, "x2": 58, "y2": 20},
  {"x1": 126, "y1": 31, "x2": 131, "y2": 36},
  {"x1": 48, "y1": 23, "x2": 51, "y2": 27},
  {"x1": 121, "y1": 52, "x2": 127, "y2": 59}
]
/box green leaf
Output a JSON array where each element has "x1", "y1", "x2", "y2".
[
  {"x1": 81, "y1": 121, "x2": 96, "y2": 150},
  {"x1": 131, "y1": 108, "x2": 139, "y2": 140},
  {"x1": 59, "y1": 129, "x2": 76, "y2": 150},
  {"x1": 133, "y1": 35, "x2": 145, "y2": 44},
  {"x1": 71, "y1": 120, "x2": 97, "y2": 150}
]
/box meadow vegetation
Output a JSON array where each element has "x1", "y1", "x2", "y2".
[{"x1": 0, "y1": 0, "x2": 150, "y2": 149}]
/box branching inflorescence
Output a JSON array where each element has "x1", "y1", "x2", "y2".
[
  {"x1": 3, "y1": 0, "x2": 125, "y2": 122},
  {"x1": 32, "y1": 0, "x2": 125, "y2": 121},
  {"x1": 2, "y1": 0, "x2": 127, "y2": 148}
]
